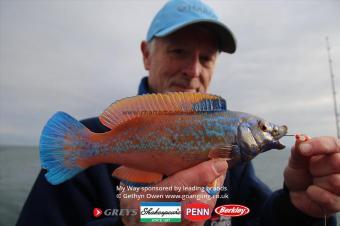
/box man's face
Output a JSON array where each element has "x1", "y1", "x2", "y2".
[{"x1": 141, "y1": 25, "x2": 219, "y2": 93}]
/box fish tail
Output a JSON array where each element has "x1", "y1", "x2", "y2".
[{"x1": 40, "y1": 111, "x2": 92, "y2": 185}]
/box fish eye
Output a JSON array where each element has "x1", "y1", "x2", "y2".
[{"x1": 258, "y1": 121, "x2": 268, "y2": 132}]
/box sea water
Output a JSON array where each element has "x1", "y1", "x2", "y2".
[
  {"x1": 0, "y1": 145, "x2": 339, "y2": 225},
  {"x1": 0, "y1": 146, "x2": 40, "y2": 226}
]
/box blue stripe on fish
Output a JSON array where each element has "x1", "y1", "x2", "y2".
[
  {"x1": 192, "y1": 98, "x2": 227, "y2": 113},
  {"x1": 40, "y1": 111, "x2": 90, "y2": 185}
]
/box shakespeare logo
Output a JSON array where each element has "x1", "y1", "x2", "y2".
[
  {"x1": 214, "y1": 204, "x2": 250, "y2": 217},
  {"x1": 140, "y1": 202, "x2": 181, "y2": 223}
]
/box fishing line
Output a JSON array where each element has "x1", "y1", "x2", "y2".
[{"x1": 321, "y1": 206, "x2": 327, "y2": 226}]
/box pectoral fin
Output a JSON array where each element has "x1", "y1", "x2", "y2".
[
  {"x1": 208, "y1": 145, "x2": 234, "y2": 159},
  {"x1": 112, "y1": 166, "x2": 163, "y2": 186}
]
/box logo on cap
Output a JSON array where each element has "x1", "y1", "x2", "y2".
[{"x1": 177, "y1": 3, "x2": 214, "y2": 17}]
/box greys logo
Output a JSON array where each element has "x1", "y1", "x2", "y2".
[{"x1": 93, "y1": 208, "x2": 138, "y2": 217}]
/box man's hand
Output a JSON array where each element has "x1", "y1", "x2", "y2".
[
  {"x1": 284, "y1": 135, "x2": 340, "y2": 217},
  {"x1": 119, "y1": 159, "x2": 228, "y2": 226}
]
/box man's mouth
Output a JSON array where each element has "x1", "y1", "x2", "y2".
[{"x1": 179, "y1": 89, "x2": 198, "y2": 93}]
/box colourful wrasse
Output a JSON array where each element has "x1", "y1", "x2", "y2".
[{"x1": 40, "y1": 92, "x2": 287, "y2": 187}]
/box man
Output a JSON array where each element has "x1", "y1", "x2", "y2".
[{"x1": 17, "y1": 0, "x2": 339, "y2": 225}]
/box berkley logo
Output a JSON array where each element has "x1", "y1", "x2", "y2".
[
  {"x1": 183, "y1": 202, "x2": 211, "y2": 222},
  {"x1": 214, "y1": 204, "x2": 250, "y2": 217}
]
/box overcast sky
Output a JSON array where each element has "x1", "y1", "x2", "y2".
[{"x1": 0, "y1": 0, "x2": 339, "y2": 146}]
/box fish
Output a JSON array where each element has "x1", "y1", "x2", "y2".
[{"x1": 40, "y1": 92, "x2": 288, "y2": 190}]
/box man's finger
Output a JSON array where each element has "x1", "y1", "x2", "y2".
[
  {"x1": 288, "y1": 146, "x2": 308, "y2": 169},
  {"x1": 181, "y1": 174, "x2": 226, "y2": 206},
  {"x1": 284, "y1": 164, "x2": 311, "y2": 190},
  {"x1": 309, "y1": 153, "x2": 340, "y2": 177},
  {"x1": 284, "y1": 138, "x2": 311, "y2": 190},
  {"x1": 313, "y1": 174, "x2": 340, "y2": 196},
  {"x1": 307, "y1": 185, "x2": 340, "y2": 214},
  {"x1": 298, "y1": 136, "x2": 340, "y2": 157},
  {"x1": 287, "y1": 135, "x2": 310, "y2": 169},
  {"x1": 161, "y1": 158, "x2": 228, "y2": 191},
  {"x1": 181, "y1": 174, "x2": 226, "y2": 225},
  {"x1": 290, "y1": 191, "x2": 324, "y2": 218},
  {"x1": 125, "y1": 159, "x2": 228, "y2": 202}
]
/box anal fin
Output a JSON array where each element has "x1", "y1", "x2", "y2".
[{"x1": 112, "y1": 166, "x2": 163, "y2": 186}]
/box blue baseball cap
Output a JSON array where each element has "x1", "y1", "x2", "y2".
[{"x1": 146, "y1": 0, "x2": 236, "y2": 53}]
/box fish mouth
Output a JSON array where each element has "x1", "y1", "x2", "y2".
[
  {"x1": 261, "y1": 140, "x2": 286, "y2": 152},
  {"x1": 271, "y1": 140, "x2": 286, "y2": 150},
  {"x1": 262, "y1": 125, "x2": 288, "y2": 151},
  {"x1": 270, "y1": 125, "x2": 288, "y2": 150},
  {"x1": 272, "y1": 125, "x2": 288, "y2": 140}
]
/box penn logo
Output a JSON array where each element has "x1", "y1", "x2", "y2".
[
  {"x1": 183, "y1": 202, "x2": 211, "y2": 222},
  {"x1": 214, "y1": 204, "x2": 250, "y2": 217},
  {"x1": 93, "y1": 208, "x2": 103, "y2": 218}
]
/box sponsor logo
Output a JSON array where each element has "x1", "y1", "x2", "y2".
[
  {"x1": 93, "y1": 208, "x2": 102, "y2": 218},
  {"x1": 214, "y1": 204, "x2": 250, "y2": 217},
  {"x1": 92, "y1": 208, "x2": 137, "y2": 218},
  {"x1": 183, "y1": 202, "x2": 211, "y2": 222},
  {"x1": 140, "y1": 202, "x2": 181, "y2": 223}
]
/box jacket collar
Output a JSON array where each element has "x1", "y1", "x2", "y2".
[{"x1": 138, "y1": 76, "x2": 153, "y2": 95}]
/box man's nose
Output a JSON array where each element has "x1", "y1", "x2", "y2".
[{"x1": 183, "y1": 54, "x2": 201, "y2": 78}]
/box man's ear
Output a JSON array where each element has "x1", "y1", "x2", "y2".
[{"x1": 141, "y1": 41, "x2": 151, "y2": 70}]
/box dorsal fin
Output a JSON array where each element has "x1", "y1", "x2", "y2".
[{"x1": 99, "y1": 92, "x2": 226, "y2": 129}]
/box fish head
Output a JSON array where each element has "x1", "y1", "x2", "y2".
[
  {"x1": 237, "y1": 115, "x2": 288, "y2": 160},
  {"x1": 248, "y1": 117, "x2": 288, "y2": 152}
]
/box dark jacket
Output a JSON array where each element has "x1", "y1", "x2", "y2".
[{"x1": 17, "y1": 77, "x2": 336, "y2": 226}]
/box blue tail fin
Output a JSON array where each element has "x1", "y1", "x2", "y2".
[{"x1": 40, "y1": 111, "x2": 91, "y2": 185}]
